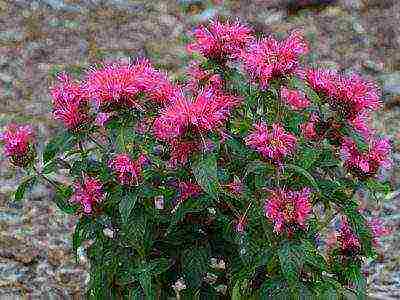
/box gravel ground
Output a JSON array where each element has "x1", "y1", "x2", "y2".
[{"x1": 0, "y1": 0, "x2": 399, "y2": 298}]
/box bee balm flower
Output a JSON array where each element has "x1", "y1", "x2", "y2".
[
  {"x1": 245, "y1": 123, "x2": 297, "y2": 163},
  {"x1": 0, "y1": 124, "x2": 35, "y2": 167},
  {"x1": 109, "y1": 153, "x2": 148, "y2": 186},
  {"x1": 264, "y1": 187, "x2": 312, "y2": 234},
  {"x1": 71, "y1": 177, "x2": 104, "y2": 214},
  {"x1": 280, "y1": 87, "x2": 310, "y2": 110}
]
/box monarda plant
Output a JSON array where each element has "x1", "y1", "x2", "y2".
[{"x1": 1, "y1": 20, "x2": 393, "y2": 299}]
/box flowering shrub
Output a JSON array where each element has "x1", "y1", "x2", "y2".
[{"x1": 1, "y1": 20, "x2": 393, "y2": 298}]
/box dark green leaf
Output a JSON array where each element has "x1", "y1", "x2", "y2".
[
  {"x1": 14, "y1": 176, "x2": 37, "y2": 201},
  {"x1": 182, "y1": 247, "x2": 209, "y2": 289},
  {"x1": 119, "y1": 190, "x2": 138, "y2": 224},
  {"x1": 54, "y1": 184, "x2": 77, "y2": 214},
  {"x1": 278, "y1": 242, "x2": 302, "y2": 287},
  {"x1": 286, "y1": 164, "x2": 321, "y2": 194},
  {"x1": 43, "y1": 131, "x2": 75, "y2": 163},
  {"x1": 191, "y1": 154, "x2": 220, "y2": 199},
  {"x1": 72, "y1": 216, "x2": 93, "y2": 261},
  {"x1": 138, "y1": 271, "x2": 155, "y2": 300}
]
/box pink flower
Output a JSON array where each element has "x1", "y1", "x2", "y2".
[
  {"x1": 188, "y1": 88, "x2": 241, "y2": 132},
  {"x1": 341, "y1": 137, "x2": 391, "y2": 178},
  {"x1": 71, "y1": 177, "x2": 104, "y2": 214},
  {"x1": 264, "y1": 187, "x2": 312, "y2": 234},
  {"x1": 348, "y1": 112, "x2": 373, "y2": 139},
  {"x1": 177, "y1": 181, "x2": 202, "y2": 204},
  {"x1": 305, "y1": 69, "x2": 382, "y2": 117},
  {"x1": 108, "y1": 153, "x2": 147, "y2": 186},
  {"x1": 245, "y1": 123, "x2": 297, "y2": 162},
  {"x1": 187, "y1": 20, "x2": 253, "y2": 61},
  {"x1": 280, "y1": 87, "x2": 310, "y2": 110},
  {"x1": 235, "y1": 217, "x2": 247, "y2": 233},
  {"x1": 95, "y1": 112, "x2": 112, "y2": 127},
  {"x1": 153, "y1": 87, "x2": 240, "y2": 140},
  {"x1": 50, "y1": 73, "x2": 88, "y2": 130},
  {"x1": 0, "y1": 124, "x2": 34, "y2": 162},
  {"x1": 300, "y1": 113, "x2": 320, "y2": 140},
  {"x1": 185, "y1": 62, "x2": 223, "y2": 93},
  {"x1": 83, "y1": 60, "x2": 143, "y2": 110},
  {"x1": 338, "y1": 217, "x2": 360, "y2": 253},
  {"x1": 169, "y1": 139, "x2": 198, "y2": 168},
  {"x1": 241, "y1": 31, "x2": 309, "y2": 88},
  {"x1": 225, "y1": 177, "x2": 243, "y2": 195},
  {"x1": 368, "y1": 218, "x2": 391, "y2": 246}
]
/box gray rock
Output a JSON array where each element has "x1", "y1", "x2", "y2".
[
  {"x1": 379, "y1": 72, "x2": 400, "y2": 96},
  {"x1": 103, "y1": 0, "x2": 145, "y2": 13},
  {"x1": 0, "y1": 30, "x2": 24, "y2": 42},
  {"x1": 178, "y1": 0, "x2": 205, "y2": 4},
  {"x1": 0, "y1": 259, "x2": 30, "y2": 285},
  {"x1": 40, "y1": 0, "x2": 82, "y2": 12}
]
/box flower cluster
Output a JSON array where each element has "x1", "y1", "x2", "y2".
[
  {"x1": 71, "y1": 177, "x2": 104, "y2": 214},
  {"x1": 187, "y1": 20, "x2": 253, "y2": 61},
  {"x1": 109, "y1": 153, "x2": 148, "y2": 186},
  {"x1": 51, "y1": 73, "x2": 88, "y2": 130},
  {"x1": 264, "y1": 187, "x2": 312, "y2": 234},
  {"x1": 245, "y1": 123, "x2": 297, "y2": 163},
  {"x1": 337, "y1": 218, "x2": 360, "y2": 254},
  {"x1": 280, "y1": 86, "x2": 310, "y2": 110},
  {"x1": 241, "y1": 31, "x2": 309, "y2": 88},
  {"x1": 154, "y1": 87, "x2": 241, "y2": 141},
  {"x1": 0, "y1": 124, "x2": 35, "y2": 166},
  {"x1": 341, "y1": 137, "x2": 391, "y2": 178}
]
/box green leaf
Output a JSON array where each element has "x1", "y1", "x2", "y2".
[
  {"x1": 14, "y1": 176, "x2": 37, "y2": 201},
  {"x1": 191, "y1": 153, "x2": 220, "y2": 200},
  {"x1": 43, "y1": 131, "x2": 75, "y2": 163},
  {"x1": 72, "y1": 216, "x2": 92, "y2": 261},
  {"x1": 119, "y1": 190, "x2": 138, "y2": 224},
  {"x1": 182, "y1": 247, "x2": 209, "y2": 289},
  {"x1": 138, "y1": 270, "x2": 155, "y2": 300},
  {"x1": 299, "y1": 240, "x2": 327, "y2": 271},
  {"x1": 54, "y1": 184, "x2": 77, "y2": 214},
  {"x1": 278, "y1": 241, "x2": 302, "y2": 288},
  {"x1": 364, "y1": 179, "x2": 391, "y2": 195},
  {"x1": 286, "y1": 164, "x2": 321, "y2": 194},
  {"x1": 42, "y1": 161, "x2": 57, "y2": 174}
]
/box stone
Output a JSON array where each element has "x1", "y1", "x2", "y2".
[
  {"x1": 379, "y1": 72, "x2": 400, "y2": 96},
  {"x1": 264, "y1": 9, "x2": 286, "y2": 26},
  {"x1": 40, "y1": 0, "x2": 82, "y2": 12},
  {"x1": 0, "y1": 258, "x2": 30, "y2": 285}
]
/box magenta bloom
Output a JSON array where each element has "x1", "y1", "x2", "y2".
[
  {"x1": 306, "y1": 69, "x2": 382, "y2": 117},
  {"x1": 338, "y1": 218, "x2": 360, "y2": 253},
  {"x1": 340, "y1": 137, "x2": 391, "y2": 178},
  {"x1": 368, "y1": 218, "x2": 391, "y2": 246},
  {"x1": 95, "y1": 112, "x2": 113, "y2": 127},
  {"x1": 71, "y1": 177, "x2": 104, "y2": 214},
  {"x1": 348, "y1": 112, "x2": 373, "y2": 139},
  {"x1": 187, "y1": 20, "x2": 253, "y2": 61},
  {"x1": 153, "y1": 87, "x2": 240, "y2": 140},
  {"x1": 264, "y1": 187, "x2": 312, "y2": 234},
  {"x1": 83, "y1": 61, "x2": 143, "y2": 109},
  {"x1": 177, "y1": 181, "x2": 202, "y2": 204},
  {"x1": 169, "y1": 139, "x2": 198, "y2": 168},
  {"x1": 109, "y1": 153, "x2": 147, "y2": 186},
  {"x1": 241, "y1": 31, "x2": 309, "y2": 88},
  {"x1": 280, "y1": 87, "x2": 310, "y2": 110},
  {"x1": 225, "y1": 177, "x2": 243, "y2": 195},
  {"x1": 245, "y1": 123, "x2": 297, "y2": 162},
  {"x1": 300, "y1": 113, "x2": 320, "y2": 140},
  {"x1": 185, "y1": 62, "x2": 223, "y2": 93},
  {"x1": 0, "y1": 124, "x2": 34, "y2": 164},
  {"x1": 51, "y1": 73, "x2": 88, "y2": 130}
]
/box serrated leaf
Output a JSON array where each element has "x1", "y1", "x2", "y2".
[
  {"x1": 182, "y1": 247, "x2": 209, "y2": 288},
  {"x1": 286, "y1": 164, "x2": 321, "y2": 194},
  {"x1": 138, "y1": 271, "x2": 155, "y2": 300},
  {"x1": 54, "y1": 184, "x2": 77, "y2": 214},
  {"x1": 278, "y1": 242, "x2": 302, "y2": 287},
  {"x1": 43, "y1": 131, "x2": 75, "y2": 163},
  {"x1": 191, "y1": 154, "x2": 220, "y2": 200},
  {"x1": 119, "y1": 190, "x2": 138, "y2": 224},
  {"x1": 72, "y1": 216, "x2": 92, "y2": 262},
  {"x1": 14, "y1": 176, "x2": 37, "y2": 201}
]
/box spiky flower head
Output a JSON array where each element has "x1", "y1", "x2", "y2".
[
  {"x1": 245, "y1": 123, "x2": 297, "y2": 162},
  {"x1": 264, "y1": 187, "x2": 312, "y2": 234},
  {"x1": 241, "y1": 31, "x2": 308, "y2": 88},
  {"x1": 340, "y1": 136, "x2": 391, "y2": 178},
  {"x1": 109, "y1": 153, "x2": 147, "y2": 186},
  {"x1": 280, "y1": 86, "x2": 310, "y2": 110},
  {"x1": 71, "y1": 177, "x2": 104, "y2": 214},
  {"x1": 153, "y1": 87, "x2": 240, "y2": 140},
  {"x1": 0, "y1": 124, "x2": 35, "y2": 167},
  {"x1": 50, "y1": 73, "x2": 89, "y2": 130},
  {"x1": 187, "y1": 20, "x2": 253, "y2": 61},
  {"x1": 337, "y1": 217, "x2": 360, "y2": 254}
]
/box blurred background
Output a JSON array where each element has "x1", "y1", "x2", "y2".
[{"x1": 0, "y1": 0, "x2": 399, "y2": 298}]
